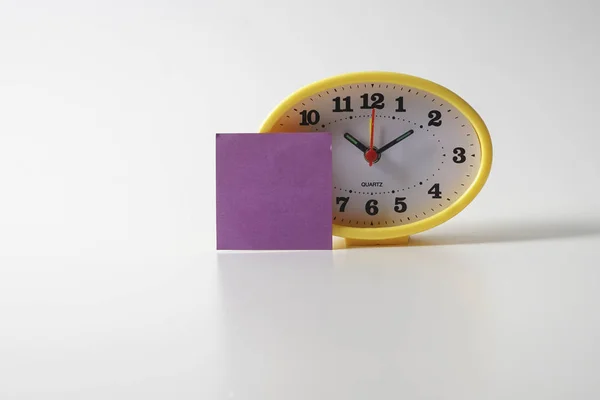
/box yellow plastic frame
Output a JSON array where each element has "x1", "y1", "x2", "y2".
[{"x1": 259, "y1": 71, "x2": 492, "y2": 241}]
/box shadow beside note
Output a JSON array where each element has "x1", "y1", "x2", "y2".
[
  {"x1": 331, "y1": 219, "x2": 600, "y2": 249},
  {"x1": 408, "y1": 219, "x2": 600, "y2": 246}
]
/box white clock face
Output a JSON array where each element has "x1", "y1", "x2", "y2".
[{"x1": 272, "y1": 82, "x2": 482, "y2": 228}]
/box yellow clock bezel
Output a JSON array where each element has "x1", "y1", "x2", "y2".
[{"x1": 258, "y1": 71, "x2": 492, "y2": 241}]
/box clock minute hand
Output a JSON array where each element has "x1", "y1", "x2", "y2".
[
  {"x1": 343, "y1": 132, "x2": 369, "y2": 153},
  {"x1": 377, "y1": 129, "x2": 415, "y2": 154}
]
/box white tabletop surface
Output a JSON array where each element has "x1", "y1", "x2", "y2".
[
  {"x1": 2, "y1": 0, "x2": 600, "y2": 398},
  {"x1": 2, "y1": 221, "x2": 600, "y2": 399}
]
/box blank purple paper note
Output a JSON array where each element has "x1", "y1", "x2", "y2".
[{"x1": 216, "y1": 133, "x2": 333, "y2": 250}]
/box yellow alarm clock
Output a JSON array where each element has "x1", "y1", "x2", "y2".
[{"x1": 259, "y1": 71, "x2": 492, "y2": 246}]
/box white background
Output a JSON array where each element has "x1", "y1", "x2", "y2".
[{"x1": 1, "y1": 0, "x2": 600, "y2": 399}]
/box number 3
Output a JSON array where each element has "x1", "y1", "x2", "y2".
[{"x1": 453, "y1": 147, "x2": 466, "y2": 163}]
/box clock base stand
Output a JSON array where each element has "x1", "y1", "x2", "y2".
[{"x1": 344, "y1": 236, "x2": 410, "y2": 247}]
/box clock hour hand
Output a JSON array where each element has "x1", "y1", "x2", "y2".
[
  {"x1": 343, "y1": 132, "x2": 369, "y2": 153},
  {"x1": 377, "y1": 129, "x2": 415, "y2": 154}
]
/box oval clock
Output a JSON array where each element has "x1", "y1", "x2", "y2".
[{"x1": 259, "y1": 71, "x2": 492, "y2": 246}]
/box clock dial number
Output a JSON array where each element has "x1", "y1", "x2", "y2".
[
  {"x1": 395, "y1": 96, "x2": 407, "y2": 112},
  {"x1": 365, "y1": 199, "x2": 379, "y2": 216},
  {"x1": 428, "y1": 110, "x2": 442, "y2": 126},
  {"x1": 332, "y1": 96, "x2": 353, "y2": 112},
  {"x1": 428, "y1": 183, "x2": 442, "y2": 199},
  {"x1": 299, "y1": 109, "x2": 320, "y2": 125},
  {"x1": 394, "y1": 197, "x2": 407, "y2": 213},
  {"x1": 336, "y1": 196, "x2": 349, "y2": 212},
  {"x1": 360, "y1": 93, "x2": 385, "y2": 109},
  {"x1": 453, "y1": 147, "x2": 466, "y2": 163}
]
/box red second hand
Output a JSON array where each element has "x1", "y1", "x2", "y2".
[{"x1": 365, "y1": 108, "x2": 377, "y2": 166}]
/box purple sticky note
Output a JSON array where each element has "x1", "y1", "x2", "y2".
[{"x1": 216, "y1": 132, "x2": 333, "y2": 250}]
